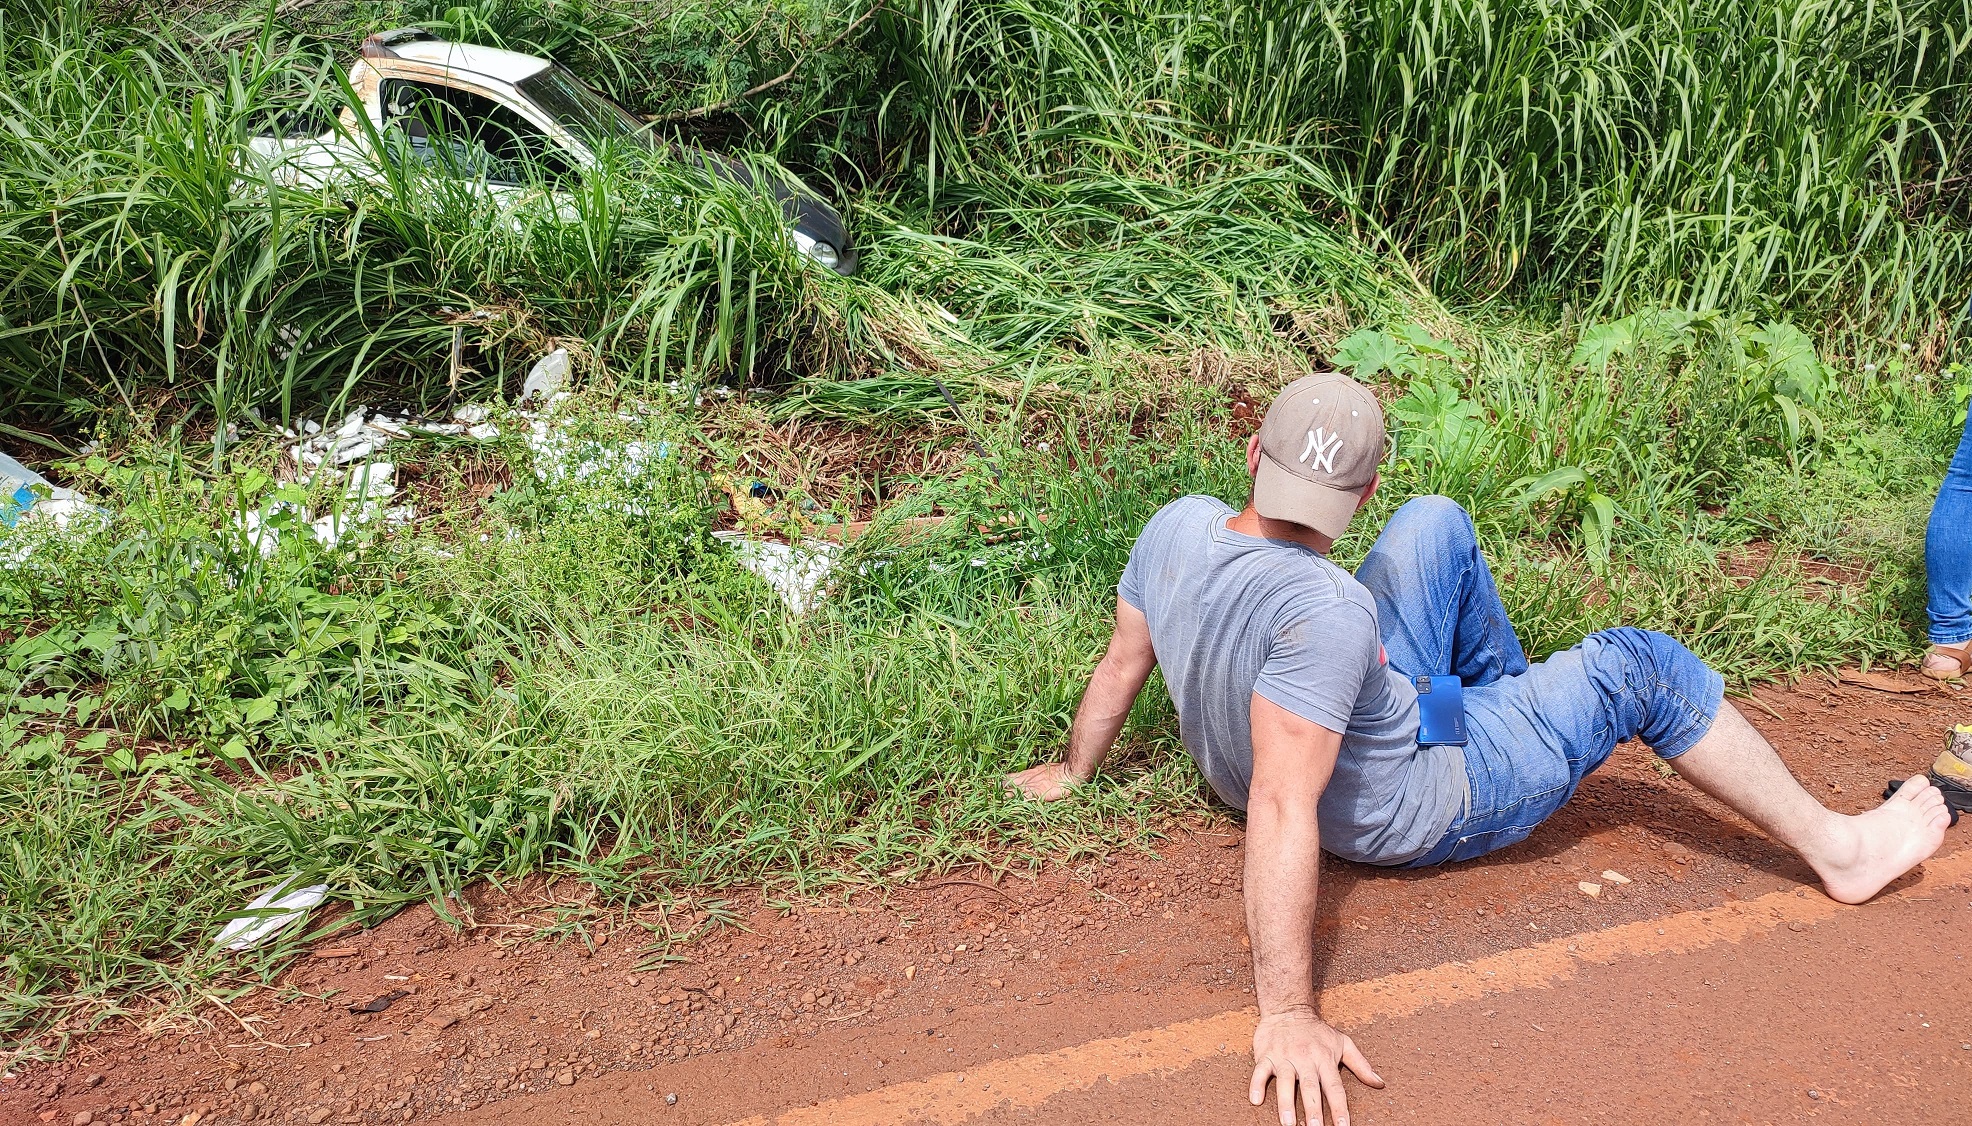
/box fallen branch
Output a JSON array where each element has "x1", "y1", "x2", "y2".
[{"x1": 649, "y1": 1, "x2": 887, "y2": 124}]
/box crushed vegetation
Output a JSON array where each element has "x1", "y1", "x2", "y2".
[{"x1": 3, "y1": 0, "x2": 1972, "y2": 1052}]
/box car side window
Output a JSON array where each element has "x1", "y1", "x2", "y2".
[{"x1": 379, "y1": 79, "x2": 576, "y2": 187}]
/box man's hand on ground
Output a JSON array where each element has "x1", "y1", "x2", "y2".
[
  {"x1": 1003, "y1": 762, "x2": 1084, "y2": 801},
  {"x1": 1249, "y1": 1009, "x2": 1384, "y2": 1126}
]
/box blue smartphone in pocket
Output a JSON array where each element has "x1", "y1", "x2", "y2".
[{"x1": 1414, "y1": 675, "x2": 1468, "y2": 746}]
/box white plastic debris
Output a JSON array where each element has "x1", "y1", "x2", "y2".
[
  {"x1": 2, "y1": 451, "x2": 105, "y2": 566},
  {"x1": 235, "y1": 457, "x2": 409, "y2": 554},
  {"x1": 290, "y1": 407, "x2": 405, "y2": 468},
  {"x1": 310, "y1": 501, "x2": 415, "y2": 549},
  {"x1": 342, "y1": 460, "x2": 396, "y2": 501},
  {"x1": 521, "y1": 347, "x2": 571, "y2": 403},
  {"x1": 1, "y1": 451, "x2": 91, "y2": 531},
  {"x1": 662, "y1": 379, "x2": 736, "y2": 407},
  {"x1": 713, "y1": 530, "x2": 840, "y2": 614},
  {"x1": 237, "y1": 501, "x2": 300, "y2": 558},
  {"x1": 285, "y1": 403, "x2": 504, "y2": 468},
  {"x1": 213, "y1": 877, "x2": 329, "y2": 951},
  {"x1": 527, "y1": 421, "x2": 668, "y2": 489}
]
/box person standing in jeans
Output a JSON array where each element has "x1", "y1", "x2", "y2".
[{"x1": 1924, "y1": 409, "x2": 1972, "y2": 679}]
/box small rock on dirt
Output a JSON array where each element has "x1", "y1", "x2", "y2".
[
  {"x1": 73, "y1": 1112, "x2": 93, "y2": 1126},
  {"x1": 1578, "y1": 882, "x2": 1602, "y2": 898},
  {"x1": 556, "y1": 1070, "x2": 574, "y2": 1086},
  {"x1": 665, "y1": 1093, "x2": 678, "y2": 1105},
  {"x1": 1600, "y1": 870, "x2": 1631, "y2": 885},
  {"x1": 423, "y1": 1013, "x2": 459, "y2": 1030},
  {"x1": 84, "y1": 1074, "x2": 104, "y2": 1089}
]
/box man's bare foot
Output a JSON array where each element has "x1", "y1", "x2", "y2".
[{"x1": 1813, "y1": 775, "x2": 1951, "y2": 904}]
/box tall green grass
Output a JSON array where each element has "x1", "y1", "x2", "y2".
[
  {"x1": 0, "y1": 2, "x2": 839, "y2": 423},
  {"x1": 877, "y1": 0, "x2": 1972, "y2": 329},
  {"x1": 13, "y1": 0, "x2": 1972, "y2": 421}
]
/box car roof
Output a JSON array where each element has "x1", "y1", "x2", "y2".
[{"x1": 387, "y1": 40, "x2": 552, "y2": 85}]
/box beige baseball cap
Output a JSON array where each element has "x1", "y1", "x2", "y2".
[{"x1": 1252, "y1": 373, "x2": 1386, "y2": 538}]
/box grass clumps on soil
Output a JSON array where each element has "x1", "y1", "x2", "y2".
[{"x1": 3, "y1": 0, "x2": 1972, "y2": 1051}]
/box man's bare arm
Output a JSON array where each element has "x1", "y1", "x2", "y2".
[
  {"x1": 1005, "y1": 599, "x2": 1156, "y2": 800},
  {"x1": 1245, "y1": 694, "x2": 1384, "y2": 1126}
]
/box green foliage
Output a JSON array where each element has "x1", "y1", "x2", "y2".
[
  {"x1": 873, "y1": 0, "x2": 1972, "y2": 327},
  {"x1": 1, "y1": 451, "x2": 453, "y2": 755},
  {"x1": 5, "y1": 0, "x2": 1972, "y2": 1050},
  {"x1": 0, "y1": 4, "x2": 843, "y2": 422}
]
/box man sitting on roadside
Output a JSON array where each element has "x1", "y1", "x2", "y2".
[{"x1": 1005, "y1": 373, "x2": 1952, "y2": 1126}]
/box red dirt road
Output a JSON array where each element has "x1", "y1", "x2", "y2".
[{"x1": 6, "y1": 674, "x2": 1971, "y2": 1126}]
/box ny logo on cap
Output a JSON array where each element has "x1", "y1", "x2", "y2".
[{"x1": 1299, "y1": 427, "x2": 1343, "y2": 474}]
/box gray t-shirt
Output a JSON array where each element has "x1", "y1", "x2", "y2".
[{"x1": 1118, "y1": 495, "x2": 1467, "y2": 865}]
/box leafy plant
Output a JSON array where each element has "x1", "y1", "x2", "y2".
[
  {"x1": 1509, "y1": 465, "x2": 1622, "y2": 573},
  {"x1": 1388, "y1": 379, "x2": 1488, "y2": 468}
]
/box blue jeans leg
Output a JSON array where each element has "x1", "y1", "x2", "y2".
[
  {"x1": 1927, "y1": 411, "x2": 1972, "y2": 645},
  {"x1": 1405, "y1": 627, "x2": 1726, "y2": 866},
  {"x1": 1355, "y1": 496, "x2": 1528, "y2": 685}
]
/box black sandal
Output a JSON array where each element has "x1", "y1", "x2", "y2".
[{"x1": 1881, "y1": 777, "x2": 1969, "y2": 827}]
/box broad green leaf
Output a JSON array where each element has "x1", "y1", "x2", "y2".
[
  {"x1": 1749, "y1": 321, "x2": 1831, "y2": 405},
  {"x1": 1333, "y1": 328, "x2": 1405, "y2": 379},
  {"x1": 1395, "y1": 322, "x2": 1466, "y2": 362},
  {"x1": 1582, "y1": 492, "x2": 1618, "y2": 573},
  {"x1": 1509, "y1": 466, "x2": 1590, "y2": 508}
]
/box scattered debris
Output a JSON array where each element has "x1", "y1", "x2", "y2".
[
  {"x1": 310, "y1": 946, "x2": 360, "y2": 959},
  {"x1": 1577, "y1": 881, "x2": 1602, "y2": 898},
  {"x1": 1, "y1": 450, "x2": 102, "y2": 562},
  {"x1": 213, "y1": 877, "x2": 330, "y2": 951},
  {"x1": 713, "y1": 531, "x2": 840, "y2": 614},
  {"x1": 521, "y1": 347, "x2": 570, "y2": 403},
  {"x1": 348, "y1": 990, "x2": 409, "y2": 1015},
  {"x1": 309, "y1": 497, "x2": 416, "y2": 549},
  {"x1": 289, "y1": 408, "x2": 396, "y2": 468},
  {"x1": 1600, "y1": 869, "x2": 1631, "y2": 885},
  {"x1": 524, "y1": 415, "x2": 669, "y2": 498}
]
